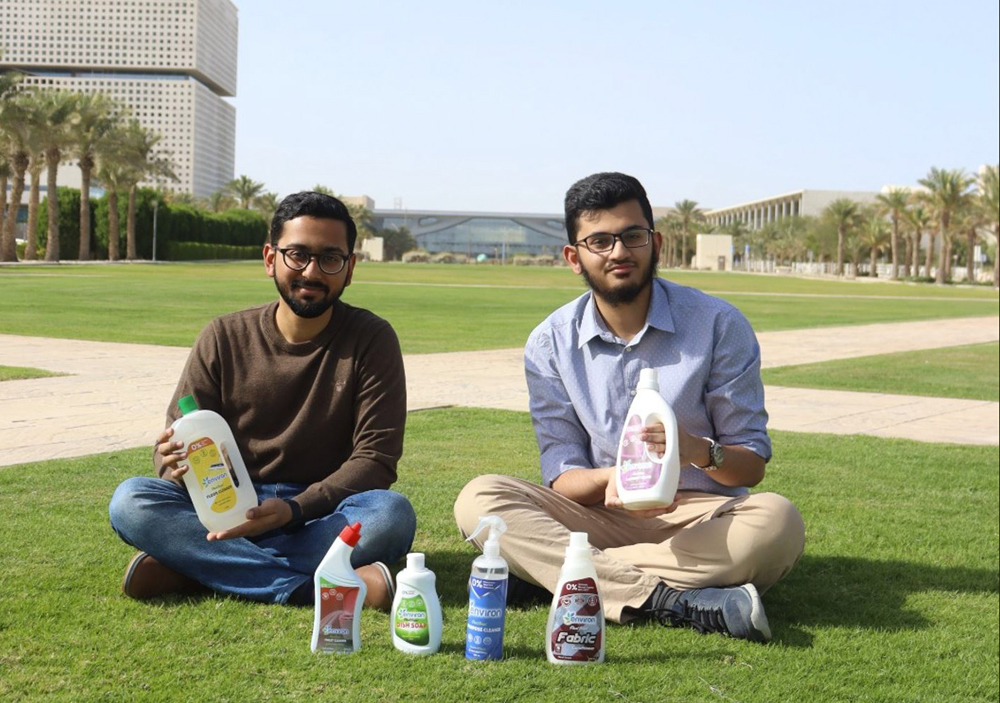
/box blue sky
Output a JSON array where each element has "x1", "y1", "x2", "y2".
[{"x1": 233, "y1": 0, "x2": 999, "y2": 213}]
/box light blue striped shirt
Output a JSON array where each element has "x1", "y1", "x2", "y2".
[{"x1": 524, "y1": 277, "x2": 770, "y2": 497}]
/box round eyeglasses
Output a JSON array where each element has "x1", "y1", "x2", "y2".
[
  {"x1": 573, "y1": 227, "x2": 652, "y2": 254},
  {"x1": 276, "y1": 247, "x2": 349, "y2": 275}
]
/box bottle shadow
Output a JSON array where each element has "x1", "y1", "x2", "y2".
[{"x1": 419, "y1": 549, "x2": 998, "y2": 650}]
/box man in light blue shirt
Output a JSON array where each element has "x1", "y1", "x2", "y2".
[{"x1": 455, "y1": 172, "x2": 804, "y2": 643}]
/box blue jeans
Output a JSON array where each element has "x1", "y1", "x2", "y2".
[{"x1": 109, "y1": 477, "x2": 416, "y2": 604}]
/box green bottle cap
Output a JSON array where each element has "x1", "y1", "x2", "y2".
[{"x1": 178, "y1": 395, "x2": 199, "y2": 415}]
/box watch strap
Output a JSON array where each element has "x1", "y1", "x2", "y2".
[
  {"x1": 282, "y1": 498, "x2": 306, "y2": 533},
  {"x1": 695, "y1": 437, "x2": 723, "y2": 471}
]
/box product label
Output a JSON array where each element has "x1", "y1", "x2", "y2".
[
  {"x1": 465, "y1": 576, "x2": 506, "y2": 660},
  {"x1": 549, "y1": 577, "x2": 603, "y2": 662},
  {"x1": 316, "y1": 577, "x2": 360, "y2": 653},
  {"x1": 394, "y1": 590, "x2": 430, "y2": 646},
  {"x1": 186, "y1": 437, "x2": 237, "y2": 514},
  {"x1": 618, "y1": 414, "x2": 662, "y2": 491}
]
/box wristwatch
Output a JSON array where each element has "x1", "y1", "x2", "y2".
[
  {"x1": 696, "y1": 437, "x2": 725, "y2": 471},
  {"x1": 282, "y1": 498, "x2": 306, "y2": 533}
]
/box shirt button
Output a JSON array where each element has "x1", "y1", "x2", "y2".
[
  {"x1": 625, "y1": 346, "x2": 632, "y2": 352},
  {"x1": 630, "y1": 390, "x2": 636, "y2": 396}
]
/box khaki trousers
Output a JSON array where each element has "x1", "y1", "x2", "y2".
[{"x1": 454, "y1": 474, "x2": 805, "y2": 622}]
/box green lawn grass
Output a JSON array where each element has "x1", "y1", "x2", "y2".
[
  {"x1": 762, "y1": 342, "x2": 1000, "y2": 402},
  {"x1": 1, "y1": 409, "x2": 996, "y2": 702},
  {"x1": 0, "y1": 365, "x2": 64, "y2": 382},
  {"x1": 1, "y1": 263, "x2": 996, "y2": 352}
]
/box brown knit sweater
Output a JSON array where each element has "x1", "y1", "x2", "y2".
[{"x1": 155, "y1": 300, "x2": 406, "y2": 520}]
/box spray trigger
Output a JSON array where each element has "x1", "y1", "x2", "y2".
[{"x1": 466, "y1": 516, "x2": 507, "y2": 548}]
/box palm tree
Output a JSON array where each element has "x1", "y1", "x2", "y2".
[
  {"x1": 654, "y1": 214, "x2": 672, "y2": 267},
  {"x1": 17, "y1": 90, "x2": 68, "y2": 261},
  {"x1": 903, "y1": 205, "x2": 931, "y2": 278},
  {"x1": 24, "y1": 151, "x2": 43, "y2": 260},
  {"x1": 859, "y1": 208, "x2": 890, "y2": 277},
  {"x1": 0, "y1": 68, "x2": 21, "y2": 240},
  {"x1": 94, "y1": 124, "x2": 134, "y2": 261},
  {"x1": 117, "y1": 121, "x2": 175, "y2": 259},
  {"x1": 346, "y1": 200, "x2": 375, "y2": 241},
  {"x1": 226, "y1": 175, "x2": 264, "y2": 209},
  {"x1": 205, "y1": 189, "x2": 235, "y2": 213},
  {"x1": 0, "y1": 92, "x2": 33, "y2": 262},
  {"x1": 875, "y1": 187, "x2": 910, "y2": 280},
  {"x1": 721, "y1": 219, "x2": 750, "y2": 269},
  {"x1": 918, "y1": 167, "x2": 975, "y2": 284},
  {"x1": 166, "y1": 190, "x2": 197, "y2": 206},
  {"x1": 823, "y1": 198, "x2": 860, "y2": 276},
  {"x1": 254, "y1": 191, "x2": 280, "y2": 224},
  {"x1": 35, "y1": 90, "x2": 78, "y2": 262},
  {"x1": 70, "y1": 92, "x2": 119, "y2": 260},
  {"x1": 955, "y1": 202, "x2": 986, "y2": 284},
  {"x1": 0, "y1": 147, "x2": 11, "y2": 239},
  {"x1": 672, "y1": 200, "x2": 703, "y2": 269},
  {"x1": 766, "y1": 216, "x2": 809, "y2": 266},
  {"x1": 311, "y1": 184, "x2": 376, "y2": 240},
  {"x1": 10, "y1": 90, "x2": 48, "y2": 261},
  {"x1": 978, "y1": 165, "x2": 999, "y2": 288}
]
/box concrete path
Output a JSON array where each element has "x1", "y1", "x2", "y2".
[{"x1": 1, "y1": 315, "x2": 997, "y2": 467}]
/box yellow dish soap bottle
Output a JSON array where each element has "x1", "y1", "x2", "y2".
[{"x1": 170, "y1": 394, "x2": 258, "y2": 533}]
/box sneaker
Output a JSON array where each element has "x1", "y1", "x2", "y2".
[
  {"x1": 122, "y1": 552, "x2": 206, "y2": 600},
  {"x1": 357, "y1": 561, "x2": 395, "y2": 612},
  {"x1": 648, "y1": 583, "x2": 772, "y2": 643},
  {"x1": 506, "y1": 573, "x2": 551, "y2": 606}
]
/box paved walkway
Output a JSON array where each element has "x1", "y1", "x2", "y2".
[{"x1": 1, "y1": 316, "x2": 996, "y2": 467}]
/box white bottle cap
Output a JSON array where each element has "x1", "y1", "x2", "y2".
[
  {"x1": 638, "y1": 368, "x2": 660, "y2": 391},
  {"x1": 566, "y1": 532, "x2": 593, "y2": 561},
  {"x1": 406, "y1": 552, "x2": 426, "y2": 571}
]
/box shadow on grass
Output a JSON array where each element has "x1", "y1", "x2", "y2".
[
  {"x1": 415, "y1": 549, "x2": 553, "y2": 608},
  {"x1": 766, "y1": 554, "x2": 998, "y2": 647},
  {"x1": 418, "y1": 549, "x2": 998, "y2": 650},
  {"x1": 101, "y1": 548, "x2": 998, "y2": 655}
]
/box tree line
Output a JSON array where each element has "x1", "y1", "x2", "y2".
[
  {"x1": 9, "y1": 66, "x2": 991, "y2": 276},
  {"x1": 656, "y1": 167, "x2": 999, "y2": 287},
  {"x1": 0, "y1": 70, "x2": 177, "y2": 262},
  {"x1": 1, "y1": 69, "x2": 418, "y2": 262}
]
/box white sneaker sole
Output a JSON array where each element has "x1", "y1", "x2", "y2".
[{"x1": 742, "y1": 583, "x2": 772, "y2": 643}]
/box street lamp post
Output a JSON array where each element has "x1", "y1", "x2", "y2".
[{"x1": 152, "y1": 200, "x2": 159, "y2": 262}]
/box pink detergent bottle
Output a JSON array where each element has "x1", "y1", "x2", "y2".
[{"x1": 615, "y1": 368, "x2": 681, "y2": 509}]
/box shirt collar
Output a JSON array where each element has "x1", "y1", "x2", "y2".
[{"x1": 577, "y1": 278, "x2": 675, "y2": 348}]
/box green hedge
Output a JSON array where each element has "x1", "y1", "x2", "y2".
[
  {"x1": 35, "y1": 187, "x2": 268, "y2": 261},
  {"x1": 36, "y1": 188, "x2": 96, "y2": 260},
  {"x1": 92, "y1": 189, "x2": 267, "y2": 260},
  {"x1": 157, "y1": 205, "x2": 267, "y2": 248},
  {"x1": 165, "y1": 241, "x2": 262, "y2": 261}
]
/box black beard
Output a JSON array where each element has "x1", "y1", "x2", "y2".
[
  {"x1": 275, "y1": 278, "x2": 339, "y2": 319},
  {"x1": 580, "y1": 255, "x2": 658, "y2": 307}
]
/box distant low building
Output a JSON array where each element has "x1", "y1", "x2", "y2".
[
  {"x1": 361, "y1": 236, "x2": 384, "y2": 262},
  {"x1": 705, "y1": 189, "x2": 880, "y2": 230},
  {"x1": 694, "y1": 233, "x2": 733, "y2": 271},
  {"x1": 372, "y1": 208, "x2": 566, "y2": 258}
]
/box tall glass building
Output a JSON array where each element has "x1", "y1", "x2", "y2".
[{"x1": 373, "y1": 209, "x2": 567, "y2": 258}]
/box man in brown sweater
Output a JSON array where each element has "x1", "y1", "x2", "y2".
[{"x1": 109, "y1": 191, "x2": 414, "y2": 609}]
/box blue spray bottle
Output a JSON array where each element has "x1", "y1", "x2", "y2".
[{"x1": 464, "y1": 516, "x2": 508, "y2": 660}]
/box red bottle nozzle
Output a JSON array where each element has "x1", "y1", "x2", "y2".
[{"x1": 338, "y1": 521, "x2": 362, "y2": 547}]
